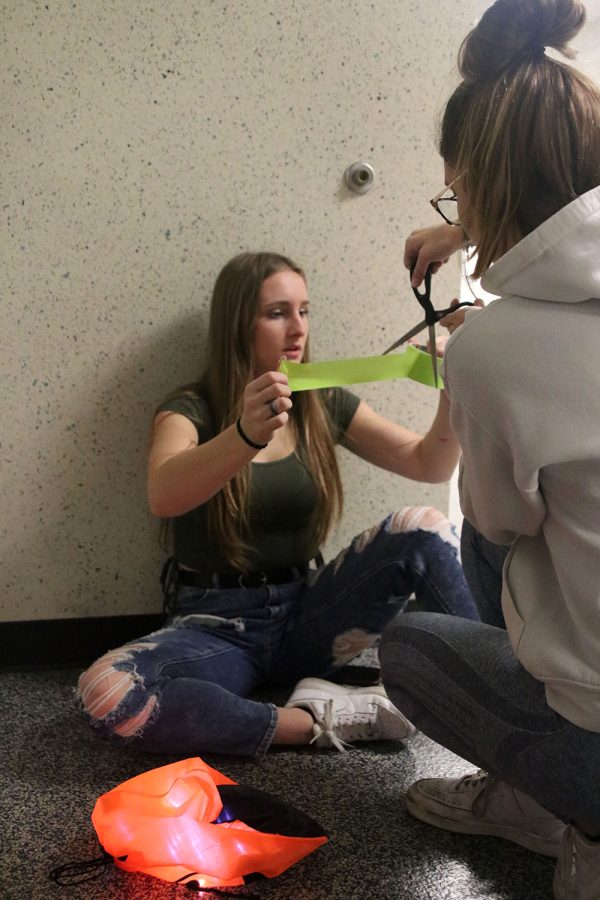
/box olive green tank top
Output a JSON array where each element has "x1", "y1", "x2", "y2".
[{"x1": 156, "y1": 387, "x2": 360, "y2": 573}]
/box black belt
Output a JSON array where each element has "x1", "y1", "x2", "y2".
[{"x1": 178, "y1": 561, "x2": 313, "y2": 590}]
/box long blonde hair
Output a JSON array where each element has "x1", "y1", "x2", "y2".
[
  {"x1": 440, "y1": 0, "x2": 600, "y2": 278},
  {"x1": 165, "y1": 252, "x2": 344, "y2": 571}
]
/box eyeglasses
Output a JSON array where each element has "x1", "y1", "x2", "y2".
[{"x1": 430, "y1": 175, "x2": 462, "y2": 226}]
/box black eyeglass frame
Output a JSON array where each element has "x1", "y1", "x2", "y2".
[{"x1": 430, "y1": 174, "x2": 462, "y2": 226}]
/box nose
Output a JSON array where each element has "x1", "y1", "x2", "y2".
[{"x1": 288, "y1": 311, "x2": 307, "y2": 336}]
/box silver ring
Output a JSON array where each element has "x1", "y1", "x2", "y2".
[{"x1": 269, "y1": 400, "x2": 278, "y2": 417}]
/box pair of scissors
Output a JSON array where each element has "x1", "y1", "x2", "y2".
[{"x1": 382, "y1": 265, "x2": 475, "y2": 387}]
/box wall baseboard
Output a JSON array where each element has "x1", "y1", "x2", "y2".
[{"x1": 0, "y1": 614, "x2": 164, "y2": 671}]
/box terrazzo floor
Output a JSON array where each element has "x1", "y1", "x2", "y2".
[{"x1": 1, "y1": 667, "x2": 556, "y2": 900}]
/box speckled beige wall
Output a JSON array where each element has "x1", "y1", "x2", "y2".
[{"x1": 2, "y1": 0, "x2": 473, "y2": 621}]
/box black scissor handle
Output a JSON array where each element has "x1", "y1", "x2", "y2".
[
  {"x1": 410, "y1": 264, "x2": 436, "y2": 324},
  {"x1": 432, "y1": 300, "x2": 476, "y2": 321}
]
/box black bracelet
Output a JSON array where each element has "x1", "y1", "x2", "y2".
[{"x1": 236, "y1": 417, "x2": 267, "y2": 450}]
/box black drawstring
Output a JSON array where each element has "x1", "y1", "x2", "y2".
[
  {"x1": 185, "y1": 887, "x2": 259, "y2": 899},
  {"x1": 50, "y1": 853, "x2": 260, "y2": 896},
  {"x1": 178, "y1": 873, "x2": 260, "y2": 897},
  {"x1": 49, "y1": 849, "x2": 112, "y2": 885}
]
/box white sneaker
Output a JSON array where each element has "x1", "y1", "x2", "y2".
[
  {"x1": 406, "y1": 770, "x2": 566, "y2": 858},
  {"x1": 285, "y1": 677, "x2": 416, "y2": 751},
  {"x1": 553, "y1": 825, "x2": 600, "y2": 899}
]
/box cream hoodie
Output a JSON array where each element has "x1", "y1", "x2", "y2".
[{"x1": 443, "y1": 185, "x2": 600, "y2": 732}]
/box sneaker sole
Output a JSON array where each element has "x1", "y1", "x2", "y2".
[{"x1": 405, "y1": 789, "x2": 562, "y2": 858}]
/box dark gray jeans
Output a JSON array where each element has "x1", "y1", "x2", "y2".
[{"x1": 380, "y1": 520, "x2": 600, "y2": 834}]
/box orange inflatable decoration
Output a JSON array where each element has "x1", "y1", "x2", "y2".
[{"x1": 91, "y1": 757, "x2": 328, "y2": 891}]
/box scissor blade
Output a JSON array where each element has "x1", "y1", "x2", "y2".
[
  {"x1": 382, "y1": 318, "x2": 427, "y2": 355},
  {"x1": 428, "y1": 325, "x2": 439, "y2": 386}
]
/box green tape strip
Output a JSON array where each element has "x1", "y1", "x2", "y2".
[{"x1": 279, "y1": 344, "x2": 443, "y2": 391}]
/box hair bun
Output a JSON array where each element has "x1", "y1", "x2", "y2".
[{"x1": 459, "y1": 0, "x2": 587, "y2": 80}]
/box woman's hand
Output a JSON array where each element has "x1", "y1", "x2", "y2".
[
  {"x1": 404, "y1": 223, "x2": 464, "y2": 287},
  {"x1": 238, "y1": 370, "x2": 292, "y2": 447},
  {"x1": 438, "y1": 297, "x2": 485, "y2": 334},
  {"x1": 148, "y1": 370, "x2": 293, "y2": 518}
]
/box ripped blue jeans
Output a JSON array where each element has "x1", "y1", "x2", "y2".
[{"x1": 78, "y1": 507, "x2": 478, "y2": 757}]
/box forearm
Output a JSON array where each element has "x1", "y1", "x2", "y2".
[
  {"x1": 148, "y1": 370, "x2": 293, "y2": 519},
  {"x1": 413, "y1": 391, "x2": 461, "y2": 482},
  {"x1": 343, "y1": 397, "x2": 459, "y2": 483},
  {"x1": 148, "y1": 424, "x2": 256, "y2": 518}
]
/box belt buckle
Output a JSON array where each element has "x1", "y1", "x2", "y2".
[{"x1": 238, "y1": 571, "x2": 267, "y2": 589}]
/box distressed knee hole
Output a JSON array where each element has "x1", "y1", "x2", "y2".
[
  {"x1": 390, "y1": 506, "x2": 458, "y2": 546},
  {"x1": 113, "y1": 695, "x2": 157, "y2": 737},
  {"x1": 353, "y1": 522, "x2": 381, "y2": 554},
  {"x1": 332, "y1": 628, "x2": 376, "y2": 666},
  {"x1": 78, "y1": 644, "x2": 159, "y2": 738},
  {"x1": 333, "y1": 545, "x2": 350, "y2": 574},
  {"x1": 78, "y1": 661, "x2": 137, "y2": 720}
]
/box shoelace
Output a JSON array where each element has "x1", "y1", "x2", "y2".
[
  {"x1": 310, "y1": 699, "x2": 378, "y2": 752},
  {"x1": 453, "y1": 770, "x2": 488, "y2": 793}
]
